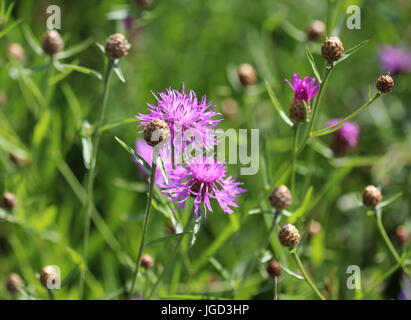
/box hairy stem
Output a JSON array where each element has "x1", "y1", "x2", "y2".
[{"x1": 128, "y1": 161, "x2": 157, "y2": 299}]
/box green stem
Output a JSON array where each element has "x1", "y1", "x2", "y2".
[
  {"x1": 375, "y1": 208, "x2": 411, "y2": 280},
  {"x1": 291, "y1": 124, "x2": 299, "y2": 194},
  {"x1": 147, "y1": 213, "x2": 194, "y2": 299},
  {"x1": 128, "y1": 161, "x2": 157, "y2": 299},
  {"x1": 313, "y1": 92, "x2": 381, "y2": 136},
  {"x1": 79, "y1": 60, "x2": 114, "y2": 299},
  {"x1": 273, "y1": 276, "x2": 278, "y2": 300},
  {"x1": 292, "y1": 252, "x2": 326, "y2": 300}
]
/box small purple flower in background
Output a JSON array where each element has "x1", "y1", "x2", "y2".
[
  {"x1": 137, "y1": 86, "x2": 222, "y2": 152},
  {"x1": 285, "y1": 74, "x2": 320, "y2": 102},
  {"x1": 161, "y1": 158, "x2": 246, "y2": 219},
  {"x1": 327, "y1": 118, "x2": 360, "y2": 155},
  {"x1": 379, "y1": 45, "x2": 411, "y2": 75},
  {"x1": 399, "y1": 275, "x2": 411, "y2": 300},
  {"x1": 124, "y1": 14, "x2": 134, "y2": 31}
]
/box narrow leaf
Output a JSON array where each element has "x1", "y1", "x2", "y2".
[
  {"x1": 144, "y1": 232, "x2": 192, "y2": 249},
  {"x1": 265, "y1": 80, "x2": 293, "y2": 127},
  {"x1": 23, "y1": 25, "x2": 43, "y2": 55},
  {"x1": 289, "y1": 187, "x2": 314, "y2": 224},
  {"x1": 190, "y1": 215, "x2": 202, "y2": 248},
  {"x1": 54, "y1": 62, "x2": 104, "y2": 81},
  {"x1": 305, "y1": 47, "x2": 322, "y2": 83},
  {"x1": 279, "y1": 262, "x2": 304, "y2": 280},
  {"x1": 377, "y1": 192, "x2": 402, "y2": 209},
  {"x1": 113, "y1": 63, "x2": 126, "y2": 83},
  {"x1": 334, "y1": 40, "x2": 369, "y2": 65},
  {"x1": 114, "y1": 136, "x2": 151, "y2": 175},
  {"x1": 55, "y1": 37, "x2": 94, "y2": 60}
]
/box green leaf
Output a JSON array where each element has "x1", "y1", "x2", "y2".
[
  {"x1": 32, "y1": 110, "x2": 51, "y2": 147},
  {"x1": 208, "y1": 257, "x2": 231, "y2": 282},
  {"x1": 279, "y1": 262, "x2": 304, "y2": 280},
  {"x1": 265, "y1": 80, "x2": 293, "y2": 127},
  {"x1": 0, "y1": 18, "x2": 22, "y2": 40},
  {"x1": 190, "y1": 214, "x2": 202, "y2": 248},
  {"x1": 377, "y1": 192, "x2": 402, "y2": 209},
  {"x1": 334, "y1": 40, "x2": 369, "y2": 66},
  {"x1": 96, "y1": 42, "x2": 105, "y2": 54},
  {"x1": 144, "y1": 232, "x2": 192, "y2": 249},
  {"x1": 54, "y1": 37, "x2": 94, "y2": 60},
  {"x1": 289, "y1": 186, "x2": 313, "y2": 224},
  {"x1": 113, "y1": 63, "x2": 126, "y2": 83},
  {"x1": 54, "y1": 62, "x2": 104, "y2": 81},
  {"x1": 23, "y1": 24, "x2": 43, "y2": 55},
  {"x1": 248, "y1": 208, "x2": 273, "y2": 215},
  {"x1": 156, "y1": 155, "x2": 169, "y2": 185},
  {"x1": 305, "y1": 47, "x2": 322, "y2": 83},
  {"x1": 114, "y1": 136, "x2": 151, "y2": 175},
  {"x1": 99, "y1": 118, "x2": 139, "y2": 133}
]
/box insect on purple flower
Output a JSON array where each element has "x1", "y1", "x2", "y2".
[{"x1": 137, "y1": 86, "x2": 222, "y2": 154}]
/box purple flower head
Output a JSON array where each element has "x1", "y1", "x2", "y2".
[
  {"x1": 379, "y1": 45, "x2": 411, "y2": 75},
  {"x1": 327, "y1": 118, "x2": 360, "y2": 148},
  {"x1": 124, "y1": 14, "x2": 134, "y2": 31},
  {"x1": 137, "y1": 86, "x2": 222, "y2": 152},
  {"x1": 161, "y1": 158, "x2": 246, "y2": 219},
  {"x1": 285, "y1": 74, "x2": 320, "y2": 101}
]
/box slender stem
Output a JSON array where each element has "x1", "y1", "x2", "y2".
[
  {"x1": 292, "y1": 252, "x2": 326, "y2": 300},
  {"x1": 375, "y1": 208, "x2": 411, "y2": 280},
  {"x1": 47, "y1": 289, "x2": 54, "y2": 300},
  {"x1": 314, "y1": 92, "x2": 381, "y2": 136},
  {"x1": 290, "y1": 124, "x2": 299, "y2": 194},
  {"x1": 273, "y1": 276, "x2": 278, "y2": 300},
  {"x1": 79, "y1": 60, "x2": 114, "y2": 298},
  {"x1": 147, "y1": 213, "x2": 194, "y2": 299},
  {"x1": 128, "y1": 161, "x2": 158, "y2": 299}
]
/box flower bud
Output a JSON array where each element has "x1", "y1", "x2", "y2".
[
  {"x1": 221, "y1": 98, "x2": 239, "y2": 119},
  {"x1": 289, "y1": 98, "x2": 311, "y2": 123},
  {"x1": 376, "y1": 75, "x2": 394, "y2": 93},
  {"x1": 105, "y1": 33, "x2": 130, "y2": 60},
  {"x1": 42, "y1": 30, "x2": 64, "y2": 56},
  {"x1": 395, "y1": 226, "x2": 410, "y2": 246},
  {"x1": 362, "y1": 185, "x2": 382, "y2": 208},
  {"x1": 267, "y1": 260, "x2": 282, "y2": 278},
  {"x1": 237, "y1": 63, "x2": 257, "y2": 86},
  {"x1": 141, "y1": 254, "x2": 154, "y2": 269},
  {"x1": 321, "y1": 36, "x2": 344, "y2": 62},
  {"x1": 306, "y1": 20, "x2": 325, "y2": 41},
  {"x1": 7, "y1": 43, "x2": 25, "y2": 62},
  {"x1": 308, "y1": 221, "x2": 322, "y2": 240},
  {"x1": 6, "y1": 273, "x2": 24, "y2": 293},
  {"x1": 269, "y1": 185, "x2": 292, "y2": 210},
  {"x1": 40, "y1": 265, "x2": 59, "y2": 288},
  {"x1": 279, "y1": 224, "x2": 300, "y2": 248},
  {"x1": 143, "y1": 118, "x2": 171, "y2": 147},
  {"x1": 2, "y1": 192, "x2": 17, "y2": 210}
]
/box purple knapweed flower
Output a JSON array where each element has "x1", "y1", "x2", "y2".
[
  {"x1": 285, "y1": 74, "x2": 320, "y2": 102},
  {"x1": 327, "y1": 118, "x2": 360, "y2": 147},
  {"x1": 124, "y1": 14, "x2": 135, "y2": 31},
  {"x1": 327, "y1": 118, "x2": 360, "y2": 155},
  {"x1": 161, "y1": 158, "x2": 246, "y2": 219},
  {"x1": 137, "y1": 86, "x2": 222, "y2": 152},
  {"x1": 379, "y1": 45, "x2": 411, "y2": 75}
]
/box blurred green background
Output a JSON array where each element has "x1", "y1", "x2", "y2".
[{"x1": 0, "y1": 0, "x2": 410, "y2": 299}]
